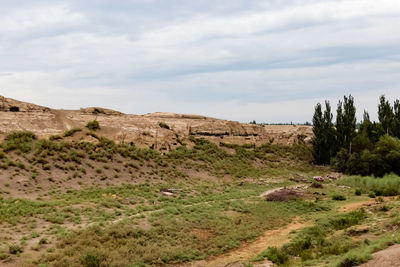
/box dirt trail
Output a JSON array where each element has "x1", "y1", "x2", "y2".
[
  {"x1": 196, "y1": 195, "x2": 379, "y2": 267},
  {"x1": 196, "y1": 217, "x2": 310, "y2": 267},
  {"x1": 359, "y1": 244, "x2": 400, "y2": 267}
]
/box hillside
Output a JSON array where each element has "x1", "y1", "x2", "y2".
[
  {"x1": 1, "y1": 96, "x2": 400, "y2": 267},
  {"x1": 0, "y1": 96, "x2": 312, "y2": 151}
]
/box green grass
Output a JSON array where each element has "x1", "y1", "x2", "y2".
[
  {"x1": 255, "y1": 209, "x2": 367, "y2": 265},
  {"x1": 0, "y1": 132, "x2": 334, "y2": 266},
  {"x1": 339, "y1": 174, "x2": 400, "y2": 196},
  {"x1": 1, "y1": 131, "x2": 36, "y2": 153}
]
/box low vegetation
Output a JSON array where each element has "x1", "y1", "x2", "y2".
[
  {"x1": 86, "y1": 120, "x2": 100, "y2": 131},
  {"x1": 1, "y1": 129, "x2": 399, "y2": 266}
]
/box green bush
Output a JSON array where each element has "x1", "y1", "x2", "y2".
[
  {"x1": 159, "y1": 122, "x2": 170, "y2": 129},
  {"x1": 339, "y1": 174, "x2": 400, "y2": 197},
  {"x1": 332, "y1": 194, "x2": 346, "y2": 201},
  {"x1": 64, "y1": 128, "x2": 82, "y2": 137},
  {"x1": 261, "y1": 247, "x2": 289, "y2": 265},
  {"x1": 337, "y1": 253, "x2": 370, "y2": 267},
  {"x1": 8, "y1": 244, "x2": 23, "y2": 254},
  {"x1": 86, "y1": 120, "x2": 100, "y2": 131},
  {"x1": 2, "y1": 131, "x2": 37, "y2": 153},
  {"x1": 82, "y1": 253, "x2": 102, "y2": 267},
  {"x1": 355, "y1": 189, "x2": 362, "y2": 196},
  {"x1": 329, "y1": 210, "x2": 366, "y2": 230}
]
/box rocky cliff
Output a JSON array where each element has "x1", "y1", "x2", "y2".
[{"x1": 0, "y1": 96, "x2": 313, "y2": 151}]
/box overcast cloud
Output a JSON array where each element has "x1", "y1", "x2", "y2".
[{"x1": 0, "y1": 0, "x2": 399, "y2": 123}]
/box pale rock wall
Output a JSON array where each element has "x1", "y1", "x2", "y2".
[{"x1": 0, "y1": 96, "x2": 313, "y2": 150}]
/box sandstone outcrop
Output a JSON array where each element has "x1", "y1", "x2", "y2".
[{"x1": 0, "y1": 96, "x2": 313, "y2": 151}]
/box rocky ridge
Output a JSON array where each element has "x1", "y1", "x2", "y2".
[{"x1": 0, "y1": 96, "x2": 312, "y2": 151}]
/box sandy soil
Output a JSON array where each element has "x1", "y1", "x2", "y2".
[{"x1": 359, "y1": 244, "x2": 400, "y2": 267}]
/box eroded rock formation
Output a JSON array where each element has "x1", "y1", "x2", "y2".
[{"x1": 0, "y1": 96, "x2": 313, "y2": 150}]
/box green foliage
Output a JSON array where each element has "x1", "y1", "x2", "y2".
[
  {"x1": 328, "y1": 210, "x2": 366, "y2": 230},
  {"x1": 64, "y1": 128, "x2": 82, "y2": 137},
  {"x1": 256, "y1": 210, "x2": 366, "y2": 265},
  {"x1": 159, "y1": 122, "x2": 170, "y2": 129},
  {"x1": 312, "y1": 101, "x2": 336, "y2": 164},
  {"x1": 378, "y1": 95, "x2": 394, "y2": 135},
  {"x1": 333, "y1": 135, "x2": 400, "y2": 177},
  {"x1": 337, "y1": 253, "x2": 370, "y2": 267},
  {"x1": 8, "y1": 244, "x2": 23, "y2": 254},
  {"x1": 82, "y1": 253, "x2": 102, "y2": 267},
  {"x1": 262, "y1": 247, "x2": 289, "y2": 264},
  {"x1": 336, "y1": 95, "x2": 356, "y2": 153},
  {"x1": 332, "y1": 194, "x2": 346, "y2": 201},
  {"x1": 2, "y1": 131, "x2": 37, "y2": 153},
  {"x1": 86, "y1": 120, "x2": 100, "y2": 131},
  {"x1": 339, "y1": 174, "x2": 400, "y2": 196}
]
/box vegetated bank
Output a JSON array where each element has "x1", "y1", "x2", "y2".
[{"x1": 0, "y1": 128, "x2": 327, "y2": 266}]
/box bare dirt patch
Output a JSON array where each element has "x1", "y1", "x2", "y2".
[
  {"x1": 359, "y1": 244, "x2": 400, "y2": 267},
  {"x1": 338, "y1": 200, "x2": 376, "y2": 213},
  {"x1": 265, "y1": 189, "x2": 304, "y2": 202}
]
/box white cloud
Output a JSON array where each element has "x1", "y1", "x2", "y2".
[{"x1": 0, "y1": 0, "x2": 399, "y2": 123}]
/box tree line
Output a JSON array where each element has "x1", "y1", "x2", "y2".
[{"x1": 312, "y1": 95, "x2": 400, "y2": 177}]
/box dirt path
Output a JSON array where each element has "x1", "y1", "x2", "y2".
[
  {"x1": 358, "y1": 244, "x2": 400, "y2": 267},
  {"x1": 193, "y1": 217, "x2": 310, "y2": 267}
]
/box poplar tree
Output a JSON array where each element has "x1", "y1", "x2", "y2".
[
  {"x1": 393, "y1": 99, "x2": 400, "y2": 139},
  {"x1": 312, "y1": 101, "x2": 336, "y2": 164},
  {"x1": 312, "y1": 103, "x2": 324, "y2": 164},
  {"x1": 342, "y1": 95, "x2": 356, "y2": 153},
  {"x1": 378, "y1": 95, "x2": 393, "y2": 135},
  {"x1": 336, "y1": 100, "x2": 345, "y2": 148}
]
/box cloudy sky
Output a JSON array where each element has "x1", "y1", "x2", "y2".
[{"x1": 0, "y1": 0, "x2": 399, "y2": 123}]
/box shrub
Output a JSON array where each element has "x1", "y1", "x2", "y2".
[
  {"x1": 159, "y1": 122, "x2": 170, "y2": 129},
  {"x1": 49, "y1": 135, "x2": 63, "y2": 141},
  {"x1": 64, "y1": 128, "x2": 82, "y2": 137},
  {"x1": 263, "y1": 247, "x2": 289, "y2": 265},
  {"x1": 339, "y1": 174, "x2": 400, "y2": 197},
  {"x1": 8, "y1": 244, "x2": 23, "y2": 254},
  {"x1": 82, "y1": 253, "x2": 102, "y2": 267},
  {"x1": 329, "y1": 210, "x2": 366, "y2": 230},
  {"x1": 332, "y1": 194, "x2": 346, "y2": 201},
  {"x1": 355, "y1": 189, "x2": 362, "y2": 196},
  {"x1": 368, "y1": 191, "x2": 376, "y2": 198},
  {"x1": 337, "y1": 253, "x2": 370, "y2": 267},
  {"x1": 2, "y1": 131, "x2": 37, "y2": 153},
  {"x1": 86, "y1": 120, "x2": 100, "y2": 131}
]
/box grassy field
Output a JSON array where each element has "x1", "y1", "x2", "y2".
[{"x1": 1, "y1": 131, "x2": 399, "y2": 266}]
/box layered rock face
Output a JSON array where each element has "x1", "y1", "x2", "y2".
[{"x1": 0, "y1": 96, "x2": 312, "y2": 151}]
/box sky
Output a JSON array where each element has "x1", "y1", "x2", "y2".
[{"x1": 0, "y1": 0, "x2": 399, "y2": 123}]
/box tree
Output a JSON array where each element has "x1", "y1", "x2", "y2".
[
  {"x1": 393, "y1": 99, "x2": 400, "y2": 139},
  {"x1": 312, "y1": 103, "x2": 324, "y2": 164},
  {"x1": 312, "y1": 101, "x2": 336, "y2": 164},
  {"x1": 378, "y1": 95, "x2": 393, "y2": 135},
  {"x1": 342, "y1": 95, "x2": 356, "y2": 153},
  {"x1": 336, "y1": 100, "x2": 345, "y2": 148},
  {"x1": 323, "y1": 101, "x2": 337, "y2": 160}
]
